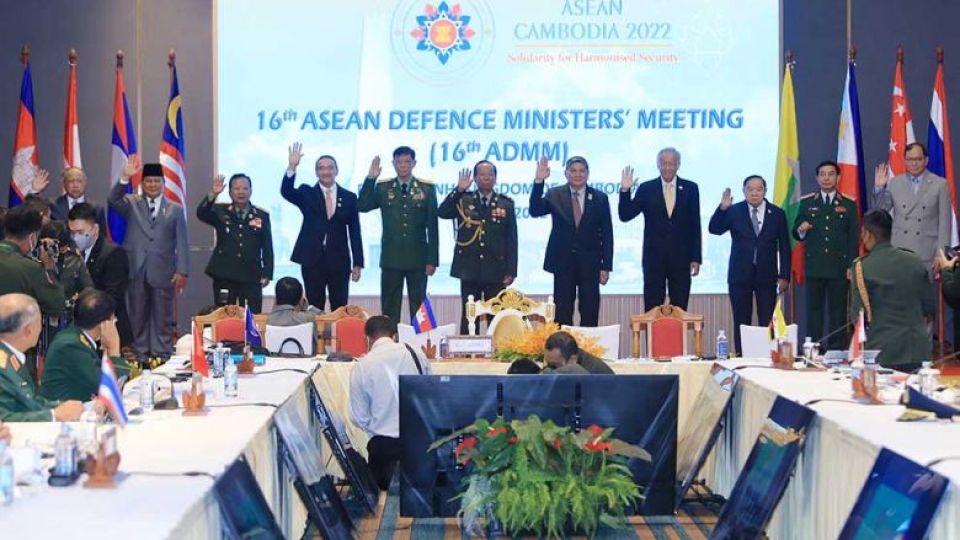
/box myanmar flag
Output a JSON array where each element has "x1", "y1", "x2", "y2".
[{"x1": 773, "y1": 62, "x2": 803, "y2": 285}]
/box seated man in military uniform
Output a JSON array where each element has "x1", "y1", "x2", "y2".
[
  {"x1": 41, "y1": 290, "x2": 129, "y2": 402},
  {"x1": 0, "y1": 293, "x2": 83, "y2": 421}
]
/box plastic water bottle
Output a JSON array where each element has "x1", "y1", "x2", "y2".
[
  {"x1": 140, "y1": 369, "x2": 155, "y2": 412},
  {"x1": 716, "y1": 330, "x2": 729, "y2": 360},
  {"x1": 802, "y1": 337, "x2": 814, "y2": 360},
  {"x1": 212, "y1": 342, "x2": 226, "y2": 377},
  {"x1": 919, "y1": 361, "x2": 940, "y2": 396},
  {"x1": 224, "y1": 358, "x2": 239, "y2": 398},
  {"x1": 863, "y1": 355, "x2": 878, "y2": 393},
  {"x1": 0, "y1": 441, "x2": 13, "y2": 504},
  {"x1": 53, "y1": 423, "x2": 76, "y2": 477},
  {"x1": 78, "y1": 402, "x2": 99, "y2": 454},
  {"x1": 439, "y1": 336, "x2": 449, "y2": 359}
]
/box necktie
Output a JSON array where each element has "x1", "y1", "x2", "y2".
[
  {"x1": 400, "y1": 183, "x2": 409, "y2": 196},
  {"x1": 751, "y1": 206, "x2": 761, "y2": 236},
  {"x1": 664, "y1": 183, "x2": 675, "y2": 217},
  {"x1": 911, "y1": 176, "x2": 922, "y2": 195},
  {"x1": 825, "y1": 193, "x2": 832, "y2": 205},
  {"x1": 572, "y1": 190, "x2": 582, "y2": 227},
  {"x1": 325, "y1": 188, "x2": 335, "y2": 218},
  {"x1": 148, "y1": 199, "x2": 157, "y2": 223}
]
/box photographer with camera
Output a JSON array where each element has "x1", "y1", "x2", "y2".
[
  {"x1": 38, "y1": 222, "x2": 93, "y2": 321},
  {"x1": 0, "y1": 206, "x2": 65, "y2": 316}
]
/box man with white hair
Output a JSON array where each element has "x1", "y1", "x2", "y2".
[{"x1": 0, "y1": 293, "x2": 84, "y2": 421}]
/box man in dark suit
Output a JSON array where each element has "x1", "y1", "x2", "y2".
[
  {"x1": 109, "y1": 156, "x2": 189, "y2": 360},
  {"x1": 619, "y1": 148, "x2": 702, "y2": 310},
  {"x1": 67, "y1": 202, "x2": 132, "y2": 347},
  {"x1": 282, "y1": 143, "x2": 363, "y2": 311},
  {"x1": 530, "y1": 156, "x2": 613, "y2": 327},
  {"x1": 197, "y1": 173, "x2": 273, "y2": 313},
  {"x1": 438, "y1": 160, "x2": 518, "y2": 333},
  {"x1": 708, "y1": 175, "x2": 791, "y2": 355},
  {"x1": 47, "y1": 168, "x2": 105, "y2": 228},
  {"x1": 41, "y1": 290, "x2": 129, "y2": 402}
]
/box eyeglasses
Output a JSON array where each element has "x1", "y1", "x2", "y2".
[{"x1": 905, "y1": 157, "x2": 925, "y2": 163}]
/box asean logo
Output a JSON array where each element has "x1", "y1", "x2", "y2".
[{"x1": 392, "y1": 0, "x2": 494, "y2": 85}]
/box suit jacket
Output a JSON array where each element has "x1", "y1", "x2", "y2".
[
  {"x1": 618, "y1": 177, "x2": 702, "y2": 267},
  {"x1": 281, "y1": 173, "x2": 363, "y2": 271},
  {"x1": 851, "y1": 242, "x2": 932, "y2": 367},
  {"x1": 49, "y1": 194, "x2": 106, "y2": 228},
  {"x1": 40, "y1": 326, "x2": 128, "y2": 402},
  {"x1": 872, "y1": 170, "x2": 952, "y2": 264},
  {"x1": 577, "y1": 349, "x2": 615, "y2": 373},
  {"x1": 437, "y1": 190, "x2": 518, "y2": 283},
  {"x1": 108, "y1": 181, "x2": 190, "y2": 287},
  {"x1": 0, "y1": 342, "x2": 58, "y2": 422},
  {"x1": 85, "y1": 235, "x2": 132, "y2": 343},
  {"x1": 708, "y1": 200, "x2": 791, "y2": 285},
  {"x1": 197, "y1": 197, "x2": 274, "y2": 283},
  {"x1": 529, "y1": 183, "x2": 613, "y2": 274}
]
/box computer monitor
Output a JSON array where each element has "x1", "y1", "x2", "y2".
[
  {"x1": 398, "y1": 374, "x2": 679, "y2": 517},
  {"x1": 213, "y1": 457, "x2": 285, "y2": 540}
]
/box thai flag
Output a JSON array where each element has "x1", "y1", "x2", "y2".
[
  {"x1": 837, "y1": 60, "x2": 867, "y2": 217},
  {"x1": 108, "y1": 56, "x2": 138, "y2": 244},
  {"x1": 412, "y1": 297, "x2": 438, "y2": 334},
  {"x1": 98, "y1": 353, "x2": 128, "y2": 427},
  {"x1": 63, "y1": 56, "x2": 82, "y2": 170},
  {"x1": 159, "y1": 63, "x2": 187, "y2": 211},
  {"x1": 928, "y1": 54, "x2": 958, "y2": 245},
  {"x1": 245, "y1": 307, "x2": 262, "y2": 347},
  {"x1": 9, "y1": 57, "x2": 39, "y2": 208}
]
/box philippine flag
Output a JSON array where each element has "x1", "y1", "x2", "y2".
[
  {"x1": 98, "y1": 353, "x2": 128, "y2": 427},
  {"x1": 412, "y1": 297, "x2": 438, "y2": 334}
]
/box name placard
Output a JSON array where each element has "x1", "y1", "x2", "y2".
[{"x1": 446, "y1": 335, "x2": 494, "y2": 357}]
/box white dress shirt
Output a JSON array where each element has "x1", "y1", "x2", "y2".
[
  {"x1": 749, "y1": 200, "x2": 766, "y2": 233},
  {"x1": 349, "y1": 337, "x2": 431, "y2": 439}
]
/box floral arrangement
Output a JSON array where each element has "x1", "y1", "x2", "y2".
[
  {"x1": 428, "y1": 415, "x2": 649, "y2": 538},
  {"x1": 494, "y1": 322, "x2": 606, "y2": 363}
]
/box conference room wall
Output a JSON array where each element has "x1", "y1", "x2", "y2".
[{"x1": 1, "y1": 1, "x2": 959, "y2": 352}]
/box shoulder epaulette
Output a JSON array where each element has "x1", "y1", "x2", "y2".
[
  {"x1": 253, "y1": 205, "x2": 269, "y2": 214},
  {"x1": 495, "y1": 193, "x2": 513, "y2": 202},
  {"x1": 0, "y1": 350, "x2": 8, "y2": 369},
  {"x1": 415, "y1": 177, "x2": 434, "y2": 185},
  {"x1": 841, "y1": 193, "x2": 856, "y2": 201},
  {"x1": 375, "y1": 177, "x2": 393, "y2": 184},
  {"x1": 801, "y1": 192, "x2": 817, "y2": 200}
]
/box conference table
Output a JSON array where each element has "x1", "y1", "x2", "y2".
[{"x1": 0, "y1": 356, "x2": 958, "y2": 539}]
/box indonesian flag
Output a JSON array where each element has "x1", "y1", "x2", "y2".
[
  {"x1": 412, "y1": 296, "x2": 438, "y2": 334},
  {"x1": 192, "y1": 320, "x2": 209, "y2": 377},
  {"x1": 63, "y1": 58, "x2": 82, "y2": 170},
  {"x1": 887, "y1": 51, "x2": 915, "y2": 176},
  {"x1": 837, "y1": 60, "x2": 867, "y2": 217},
  {"x1": 849, "y1": 310, "x2": 867, "y2": 362},
  {"x1": 927, "y1": 53, "x2": 958, "y2": 245},
  {"x1": 9, "y1": 57, "x2": 38, "y2": 208}
]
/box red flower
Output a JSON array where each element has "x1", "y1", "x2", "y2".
[
  {"x1": 585, "y1": 441, "x2": 611, "y2": 452},
  {"x1": 508, "y1": 436, "x2": 518, "y2": 444},
  {"x1": 487, "y1": 426, "x2": 508, "y2": 438},
  {"x1": 454, "y1": 436, "x2": 478, "y2": 459},
  {"x1": 553, "y1": 437, "x2": 562, "y2": 449},
  {"x1": 587, "y1": 425, "x2": 604, "y2": 438}
]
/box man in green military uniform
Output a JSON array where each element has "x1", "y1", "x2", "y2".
[
  {"x1": 0, "y1": 206, "x2": 65, "y2": 316},
  {"x1": 359, "y1": 146, "x2": 438, "y2": 324},
  {"x1": 851, "y1": 211, "x2": 932, "y2": 372},
  {"x1": 197, "y1": 173, "x2": 273, "y2": 313},
  {"x1": 438, "y1": 160, "x2": 518, "y2": 334},
  {"x1": 794, "y1": 160, "x2": 860, "y2": 349},
  {"x1": 0, "y1": 293, "x2": 83, "y2": 421},
  {"x1": 41, "y1": 290, "x2": 129, "y2": 402}
]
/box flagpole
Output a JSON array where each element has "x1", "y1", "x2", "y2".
[{"x1": 168, "y1": 49, "x2": 180, "y2": 346}]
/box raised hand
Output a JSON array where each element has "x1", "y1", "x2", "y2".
[
  {"x1": 122, "y1": 154, "x2": 142, "y2": 180},
  {"x1": 534, "y1": 156, "x2": 550, "y2": 183},
  {"x1": 288, "y1": 143, "x2": 303, "y2": 170},
  {"x1": 30, "y1": 169, "x2": 50, "y2": 194},
  {"x1": 874, "y1": 163, "x2": 890, "y2": 188},
  {"x1": 211, "y1": 174, "x2": 226, "y2": 198},
  {"x1": 620, "y1": 166, "x2": 635, "y2": 191},
  {"x1": 720, "y1": 187, "x2": 733, "y2": 209},
  {"x1": 368, "y1": 156, "x2": 382, "y2": 179},
  {"x1": 99, "y1": 319, "x2": 121, "y2": 357},
  {"x1": 457, "y1": 168, "x2": 472, "y2": 192}
]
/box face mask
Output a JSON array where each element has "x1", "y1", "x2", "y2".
[{"x1": 72, "y1": 232, "x2": 94, "y2": 252}]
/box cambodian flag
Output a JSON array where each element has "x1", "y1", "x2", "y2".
[
  {"x1": 98, "y1": 353, "x2": 128, "y2": 427},
  {"x1": 412, "y1": 296, "x2": 438, "y2": 334},
  {"x1": 9, "y1": 55, "x2": 39, "y2": 208},
  {"x1": 245, "y1": 307, "x2": 262, "y2": 347},
  {"x1": 108, "y1": 54, "x2": 138, "y2": 244},
  {"x1": 928, "y1": 52, "x2": 958, "y2": 245},
  {"x1": 159, "y1": 62, "x2": 187, "y2": 211}
]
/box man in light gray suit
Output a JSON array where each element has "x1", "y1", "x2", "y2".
[
  {"x1": 108, "y1": 156, "x2": 189, "y2": 360},
  {"x1": 873, "y1": 142, "x2": 952, "y2": 268}
]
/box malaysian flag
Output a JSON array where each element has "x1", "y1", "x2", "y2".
[
  {"x1": 108, "y1": 52, "x2": 138, "y2": 244},
  {"x1": 98, "y1": 353, "x2": 128, "y2": 427},
  {"x1": 9, "y1": 47, "x2": 39, "y2": 208},
  {"x1": 159, "y1": 56, "x2": 187, "y2": 210}
]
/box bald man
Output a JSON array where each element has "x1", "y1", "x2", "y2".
[{"x1": 0, "y1": 294, "x2": 83, "y2": 421}]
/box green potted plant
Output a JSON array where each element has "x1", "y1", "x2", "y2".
[{"x1": 428, "y1": 415, "x2": 650, "y2": 538}]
